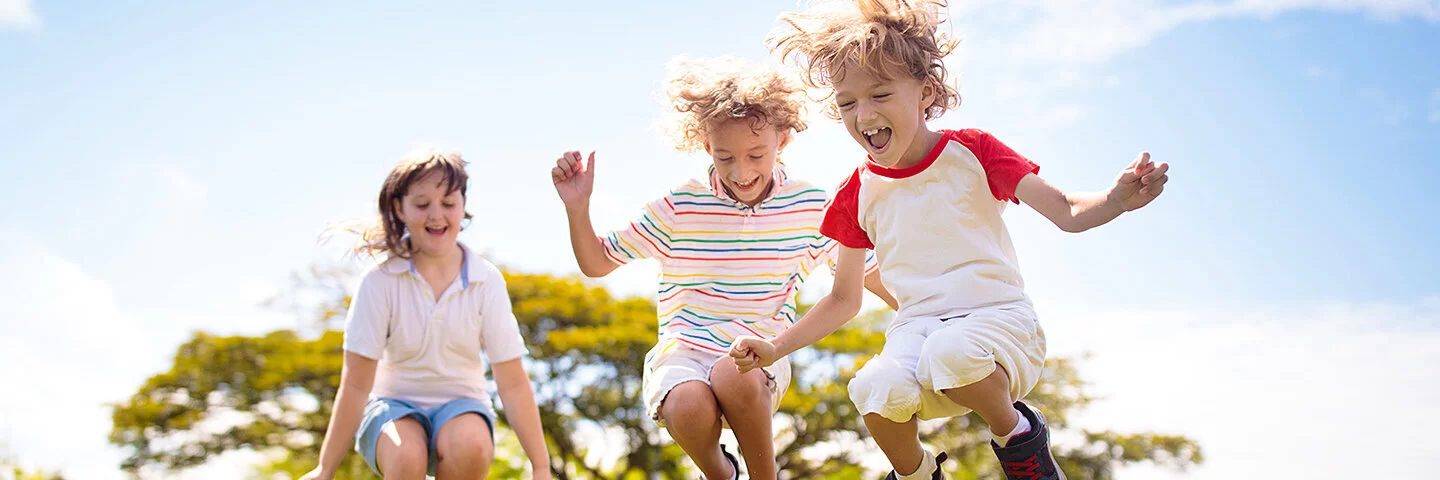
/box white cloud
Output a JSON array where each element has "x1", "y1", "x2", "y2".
[
  {"x1": 0, "y1": 0, "x2": 37, "y2": 28},
  {"x1": 1044, "y1": 297, "x2": 1440, "y2": 479},
  {"x1": 0, "y1": 229, "x2": 157, "y2": 479}
]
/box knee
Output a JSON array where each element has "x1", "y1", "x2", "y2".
[
  {"x1": 659, "y1": 382, "x2": 720, "y2": 428},
  {"x1": 435, "y1": 414, "x2": 495, "y2": 473},
  {"x1": 848, "y1": 360, "x2": 919, "y2": 408},
  {"x1": 710, "y1": 358, "x2": 770, "y2": 406},
  {"x1": 384, "y1": 447, "x2": 428, "y2": 479},
  {"x1": 377, "y1": 421, "x2": 429, "y2": 479}
]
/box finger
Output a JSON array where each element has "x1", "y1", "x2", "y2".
[
  {"x1": 1141, "y1": 179, "x2": 1166, "y2": 197},
  {"x1": 552, "y1": 166, "x2": 567, "y2": 183},
  {"x1": 561, "y1": 151, "x2": 582, "y2": 175},
  {"x1": 1141, "y1": 164, "x2": 1168, "y2": 185},
  {"x1": 1143, "y1": 176, "x2": 1168, "y2": 195},
  {"x1": 585, "y1": 151, "x2": 596, "y2": 175},
  {"x1": 1125, "y1": 152, "x2": 1144, "y2": 170},
  {"x1": 556, "y1": 156, "x2": 576, "y2": 177},
  {"x1": 729, "y1": 344, "x2": 750, "y2": 358}
]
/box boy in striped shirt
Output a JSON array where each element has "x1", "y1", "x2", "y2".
[{"x1": 551, "y1": 56, "x2": 896, "y2": 480}]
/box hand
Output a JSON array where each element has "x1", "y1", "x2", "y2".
[
  {"x1": 729, "y1": 336, "x2": 779, "y2": 374},
  {"x1": 296, "y1": 467, "x2": 331, "y2": 480},
  {"x1": 552, "y1": 150, "x2": 596, "y2": 208},
  {"x1": 1108, "y1": 152, "x2": 1169, "y2": 212}
]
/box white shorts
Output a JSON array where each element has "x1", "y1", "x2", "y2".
[
  {"x1": 642, "y1": 341, "x2": 792, "y2": 428},
  {"x1": 848, "y1": 302, "x2": 1047, "y2": 423}
]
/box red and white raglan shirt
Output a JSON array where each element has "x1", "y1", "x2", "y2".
[{"x1": 821, "y1": 129, "x2": 1040, "y2": 325}]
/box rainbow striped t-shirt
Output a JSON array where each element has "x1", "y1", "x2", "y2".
[{"x1": 600, "y1": 164, "x2": 876, "y2": 355}]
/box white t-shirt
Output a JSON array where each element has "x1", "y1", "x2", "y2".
[
  {"x1": 821, "y1": 129, "x2": 1040, "y2": 324},
  {"x1": 343, "y1": 243, "x2": 528, "y2": 409}
]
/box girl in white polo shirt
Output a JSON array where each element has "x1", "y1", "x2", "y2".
[{"x1": 301, "y1": 149, "x2": 552, "y2": 480}]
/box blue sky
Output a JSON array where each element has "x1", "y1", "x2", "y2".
[{"x1": 2, "y1": 1, "x2": 1438, "y2": 478}]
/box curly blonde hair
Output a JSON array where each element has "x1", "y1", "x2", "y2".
[
  {"x1": 665, "y1": 56, "x2": 808, "y2": 152},
  {"x1": 770, "y1": 0, "x2": 961, "y2": 120}
]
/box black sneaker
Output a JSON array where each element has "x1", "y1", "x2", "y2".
[
  {"x1": 881, "y1": 451, "x2": 949, "y2": 480},
  {"x1": 990, "y1": 401, "x2": 1066, "y2": 480},
  {"x1": 720, "y1": 444, "x2": 740, "y2": 480}
]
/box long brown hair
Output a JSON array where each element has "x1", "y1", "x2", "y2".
[{"x1": 329, "y1": 148, "x2": 472, "y2": 260}]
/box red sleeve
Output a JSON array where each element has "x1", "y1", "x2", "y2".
[
  {"x1": 952, "y1": 129, "x2": 1040, "y2": 204},
  {"x1": 819, "y1": 169, "x2": 874, "y2": 249}
]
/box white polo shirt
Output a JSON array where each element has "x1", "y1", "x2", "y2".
[{"x1": 343, "y1": 243, "x2": 528, "y2": 410}]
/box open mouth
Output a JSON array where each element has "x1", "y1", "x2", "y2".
[
  {"x1": 862, "y1": 127, "x2": 892, "y2": 152},
  {"x1": 424, "y1": 225, "x2": 449, "y2": 237},
  {"x1": 732, "y1": 177, "x2": 761, "y2": 191}
]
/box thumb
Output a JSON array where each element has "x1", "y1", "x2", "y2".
[
  {"x1": 730, "y1": 338, "x2": 750, "y2": 357},
  {"x1": 1118, "y1": 153, "x2": 1146, "y2": 185},
  {"x1": 585, "y1": 151, "x2": 596, "y2": 175}
]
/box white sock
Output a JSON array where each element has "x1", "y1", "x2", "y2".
[
  {"x1": 897, "y1": 450, "x2": 937, "y2": 480},
  {"x1": 992, "y1": 408, "x2": 1033, "y2": 447}
]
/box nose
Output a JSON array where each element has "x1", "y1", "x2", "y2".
[{"x1": 855, "y1": 100, "x2": 878, "y2": 125}]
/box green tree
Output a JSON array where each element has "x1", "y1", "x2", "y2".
[{"x1": 108, "y1": 264, "x2": 1200, "y2": 479}]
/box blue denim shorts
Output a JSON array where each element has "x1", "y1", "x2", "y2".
[{"x1": 355, "y1": 397, "x2": 496, "y2": 476}]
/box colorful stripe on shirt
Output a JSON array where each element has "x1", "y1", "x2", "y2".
[{"x1": 600, "y1": 165, "x2": 877, "y2": 354}]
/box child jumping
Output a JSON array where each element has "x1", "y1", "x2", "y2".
[
  {"x1": 550, "y1": 56, "x2": 896, "y2": 480},
  {"x1": 302, "y1": 149, "x2": 552, "y2": 480},
  {"x1": 729, "y1": 1, "x2": 1170, "y2": 479}
]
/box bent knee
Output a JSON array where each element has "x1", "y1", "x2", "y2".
[
  {"x1": 848, "y1": 361, "x2": 921, "y2": 408},
  {"x1": 658, "y1": 382, "x2": 720, "y2": 425},
  {"x1": 435, "y1": 414, "x2": 495, "y2": 466}
]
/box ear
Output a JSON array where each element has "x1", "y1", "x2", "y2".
[
  {"x1": 920, "y1": 79, "x2": 938, "y2": 111},
  {"x1": 703, "y1": 139, "x2": 713, "y2": 155},
  {"x1": 391, "y1": 198, "x2": 407, "y2": 225},
  {"x1": 777, "y1": 130, "x2": 793, "y2": 152}
]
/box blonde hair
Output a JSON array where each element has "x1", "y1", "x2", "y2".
[
  {"x1": 664, "y1": 56, "x2": 808, "y2": 152},
  {"x1": 326, "y1": 148, "x2": 472, "y2": 259},
  {"x1": 769, "y1": 0, "x2": 961, "y2": 120}
]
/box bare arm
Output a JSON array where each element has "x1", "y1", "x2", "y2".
[
  {"x1": 562, "y1": 203, "x2": 620, "y2": 278},
  {"x1": 1015, "y1": 152, "x2": 1169, "y2": 233},
  {"x1": 732, "y1": 247, "x2": 876, "y2": 371},
  {"x1": 312, "y1": 352, "x2": 378, "y2": 477},
  {"x1": 863, "y1": 269, "x2": 899, "y2": 311},
  {"x1": 493, "y1": 358, "x2": 553, "y2": 480},
  {"x1": 552, "y1": 150, "x2": 620, "y2": 278}
]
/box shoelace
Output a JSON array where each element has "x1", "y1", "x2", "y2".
[{"x1": 1002, "y1": 454, "x2": 1044, "y2": 480}]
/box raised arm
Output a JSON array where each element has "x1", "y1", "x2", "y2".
[
  {"x1": 552, "y1": 151, "x2": 620, "y2": 277},
  {"x1": 1016, "y1": 152, "x2": 1169, "y2": 233}
]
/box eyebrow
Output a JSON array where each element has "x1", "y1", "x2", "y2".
[{"x1": 713, "y1": 143, "x2": 773, "y2": 155}]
